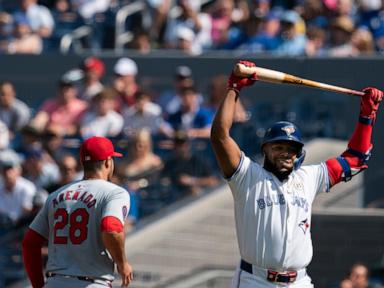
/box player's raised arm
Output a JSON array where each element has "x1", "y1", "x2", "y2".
[
  {"x1": 326, "y1": 87, "x2": 383, "y2": 187},
  {"x1": 210, "y1": 61, "x2": 257, "y2": 178}
]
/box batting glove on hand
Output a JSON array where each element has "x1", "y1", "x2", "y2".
[
  {"x1": 360, "y1": 87, "x2": 383, "y2": 120},
  {"x1": 227, "y1": 60, "x2": 257, "y2": 94}
]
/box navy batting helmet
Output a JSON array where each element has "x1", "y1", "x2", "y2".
[
  {"x1": 262, "y1": 121, "x2": 305, "y2": 169},
  {"x1": 262, "y1": 121, "x2": 303, "y2": 147}
]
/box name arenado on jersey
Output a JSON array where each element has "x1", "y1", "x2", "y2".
[
  {"x1": 52, "y1": 189, "x2": 97, "y2": 209},
  {"x1": 256, "y1": 193, "x2": 309, "y2": 212}
]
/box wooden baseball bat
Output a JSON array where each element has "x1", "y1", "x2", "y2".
[{"x1": 234, "y1": 63, "x2": 365, "y2": 97}]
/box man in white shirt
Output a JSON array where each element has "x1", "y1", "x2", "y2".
[{"x1": 0, "y1": 152, "x2": 36, "y2": 223}]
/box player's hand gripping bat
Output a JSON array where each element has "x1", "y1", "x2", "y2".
[{"x1": 233, "y1": 63, "x2": 365, "y2": 97}]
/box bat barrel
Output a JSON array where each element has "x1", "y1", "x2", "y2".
[{"x1": 287, "y1": 76, "x2": 364, "y2": 97}]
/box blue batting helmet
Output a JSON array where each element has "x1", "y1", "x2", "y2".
[
  {"x1": 262, "y1": 121, "x2": 304, "y2": 147},
  {"x1": 262, "y1": 121, "x2": 305, "y2": 169}
]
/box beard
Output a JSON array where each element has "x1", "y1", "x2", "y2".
[{"x1": 263, "y1": 156, "x2": 293, "y2": 181}]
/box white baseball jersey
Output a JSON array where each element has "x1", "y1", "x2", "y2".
[
  {"x1": 228, "y1": 153, "x2": 329, "y2": 271},
  {"x1": 29, "y1": 179, "x2": 130, "y2": 281}
]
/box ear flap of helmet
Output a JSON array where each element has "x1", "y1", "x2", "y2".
[{"x1": 294, "y1": 149, "x2": 306, "y2": 170}]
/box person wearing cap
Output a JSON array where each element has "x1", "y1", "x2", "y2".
[
  {"x1": 210, "y1": 60, "x2": 383, "y2": 287},
  {"x1": 0, "y1": 150, "x2": 36, "y2": 225},
  {"x1": 161, "y1": 130, "x2": 219, "y2": 200},
  {"x1": 157, "y1": 65, "x2": 203, "y2": 117},
  {"x1": 22, "y1": 136, "x2": 133, "y2": 288},
  {"x1": 31, "y1": 75, "x2": 88, "y2": 136},
  {"x1": 273, "y1": 10, "x2": 307, "y2": 56},
  {"x1": 78, "y1": 57, "x2": 105, "y2": 101},
  {"x1": 328, "y1": 16, "x2": 356, "y2": 56},
  {"x1": 112, "y1": 57, "x2": 140, "y2": 112},
  {"x1": 166, "y1": 85, "x2": 214, "y2": 139}
]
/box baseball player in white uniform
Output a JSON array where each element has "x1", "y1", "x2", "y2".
[
  {"x1": 22, "y1": 136, "x2": 133, "y2": 287},
  {"x1": 210, "y1": 60, "x2": 383, "y2": 287}
]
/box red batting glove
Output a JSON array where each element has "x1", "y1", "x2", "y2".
[
  {"x1": 227, "y1": 60, "x2": 257, "y2": 94},
  {"x1": 360, "y1": 87, "x2": 383, "y2": 120}
]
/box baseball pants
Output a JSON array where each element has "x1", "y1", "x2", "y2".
[{"x1": 231, "y1": 266, "x2": 314, "y2": 288}]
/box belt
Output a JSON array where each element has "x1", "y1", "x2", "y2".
[
  {"x1": 240, "y1": 259, "x2": 306, "y2": 284},
  {"x1": 46, "y1": 272, "x2": 112, "y2": 286}
]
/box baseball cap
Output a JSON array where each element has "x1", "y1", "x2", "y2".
[
  {"x1": 280, "y1": 10, "x2": 300, "y2": 24},
  {"x1": 81, "y1": 57, "x2": 105, "y2": 77},
  {"x1": 175, "y1": 65, "x2": 192, "y2": 79},
  {"x1": 114, "y1": 58, "x2": 138, "y2": 76},
  {"x1": 80, "y1": 136, "x2": 122, "y2": 162},
  {"x1": 0, "y1": 150, "x2": 22, "y2": 169},
  {"x1": 176, "y1": 26, "x2": 195, "y2": 42},
  {"x1": 330, "y1": 16, "x2": 355, "y2": 33}
]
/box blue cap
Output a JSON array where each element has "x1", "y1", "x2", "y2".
[{"x1": 280, "y1": 10, "x2": 300, "y2": 24}]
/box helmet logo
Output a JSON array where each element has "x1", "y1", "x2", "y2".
[{"x1": 281, "y1": 125, "x2": 295, "y2": 136}]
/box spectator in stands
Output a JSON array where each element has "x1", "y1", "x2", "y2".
[
  {"x1": 328, "y1": 16, "x2": 355, "y2": 56},
  {"x1": 117, "y1": 128, "x2": 163, "y2": 192},
  {"x1": 167, "y1": 86, "x2": 214, "y2": 139},
  {"x1": 208, "y1": 0, "x2": 236, "y2": 48},
  {"x1": 0, "y1": 120, "x2": 10, "y2": 150},
  {"x1": 122, "y1": 89, "x2": 170, "y2": 138},
  {"x1": 351, "y1": 27, "x2": 375, "y2": 56},
  {"x1": 12, "y1": 0, "x2": 54, "y2": 39},
  {"x1": 340, "y1": 278, "x2": 353, "y2": 288},
  {"x1": 205, "y1": 74, "x2": 249, "y2": 123},
  {"x1": 79, "y1": 88, "x2": 123, "y2": 139},
  {"x1": 3, "y1": 14, "x2": 42, "y2": 54},
  {"x1": 357, "y1": 0, "x2": 384, "y2": 52},
  {"x1": 273, "y1": 10, "x2": 307, "y2": 56},
  {"x1": 46, "y1": 153, "x2": 81, "y2": 193},
  {"x1": 0, "y1": 81, "x2": 30, "y2": 139},
  {"x1": 0, "y1": 12, "x2": 12, "y2": 45},
  {"x1": 161, "y1": 130, "x2": 219, "y2": 199},
  {"x1": 78, "y1": 56, "x2": 105, "y2": 101},
  {"x1": 50, "y1": 0, "x2": 84, "y2": 49},
  {"x1": 0, "y1": 151, "x2": 36, "y2": 224},
  {"x1": 147, "y1": 0, "x2": 172, "y2": 44},
  {"x1": 32, "y1": 76, "x2": 88, "y2": 136},
  {"x1": 129, "y1": 29, "x2": 151, "y2": 54},
  {"x1": 41, "y1": 124, "x2": 66, "y2": 162},
  {"x1": 112, "y1": 57, "x2": 139, "y2": 111},
  {"x1": 164, "y1": 0, "x2": 212, "y2": 53},
  {"x1": 348, "y1": 263, "x2": 373, "y2": 288},
  {"x1": 157, "y1": 65, "x2": 202, "y2": 117},
  {"x1": 305, "y1": 26, "x2": 327, "y2": 57},
  {"x1": 300, "y1": 0, "x2": 327, "y2": 28},
  {"x1": 16, "y1": 124, "x2": 41, "y2": 155},
  {"x1": 175, "y1": 26, "x2": 202, "y2": 55},
  {"x1": 235, "y1": 13, "x2": 279, "y2": 53},
  {"x1": 22, "y1": 147, "x2": 60, "y2": 192}
]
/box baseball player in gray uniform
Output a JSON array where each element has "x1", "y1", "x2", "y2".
[
  {"x1": 210, "y1": 60, "x2": 383, "y2": 287},
  {"x1": 22, "y1": 136, "x2": 133, "y2": 287}
]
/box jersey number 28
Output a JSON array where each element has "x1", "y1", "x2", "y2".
[{"x1": 53, "y1": 208, "x2": 89, "y2": 244}]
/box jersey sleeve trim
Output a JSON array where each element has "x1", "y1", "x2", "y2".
[
  {"x1": 101, "y1": 216, "x2": 124, "y2": 233},
  {"x1": 225, "y1": 152, "x2": 245, "y2": 182}
]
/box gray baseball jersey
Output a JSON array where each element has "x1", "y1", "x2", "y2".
[
  {"x1": 228, "y1": 153, "x2": 329, "y2": 270},
  {"x1": 29, "y1": 179, "x2": 130, "y2": 281}
]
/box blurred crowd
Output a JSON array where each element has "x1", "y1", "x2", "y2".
[
  {"x1": 0, "y1": 0, "x2": 384, "y2": 56},
  {"x1": 337, "y1": 262, "x2": 384, "y2": 288},
  {"x1": 0, "y1": 56, "x2": 237, "y2": 235}
]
